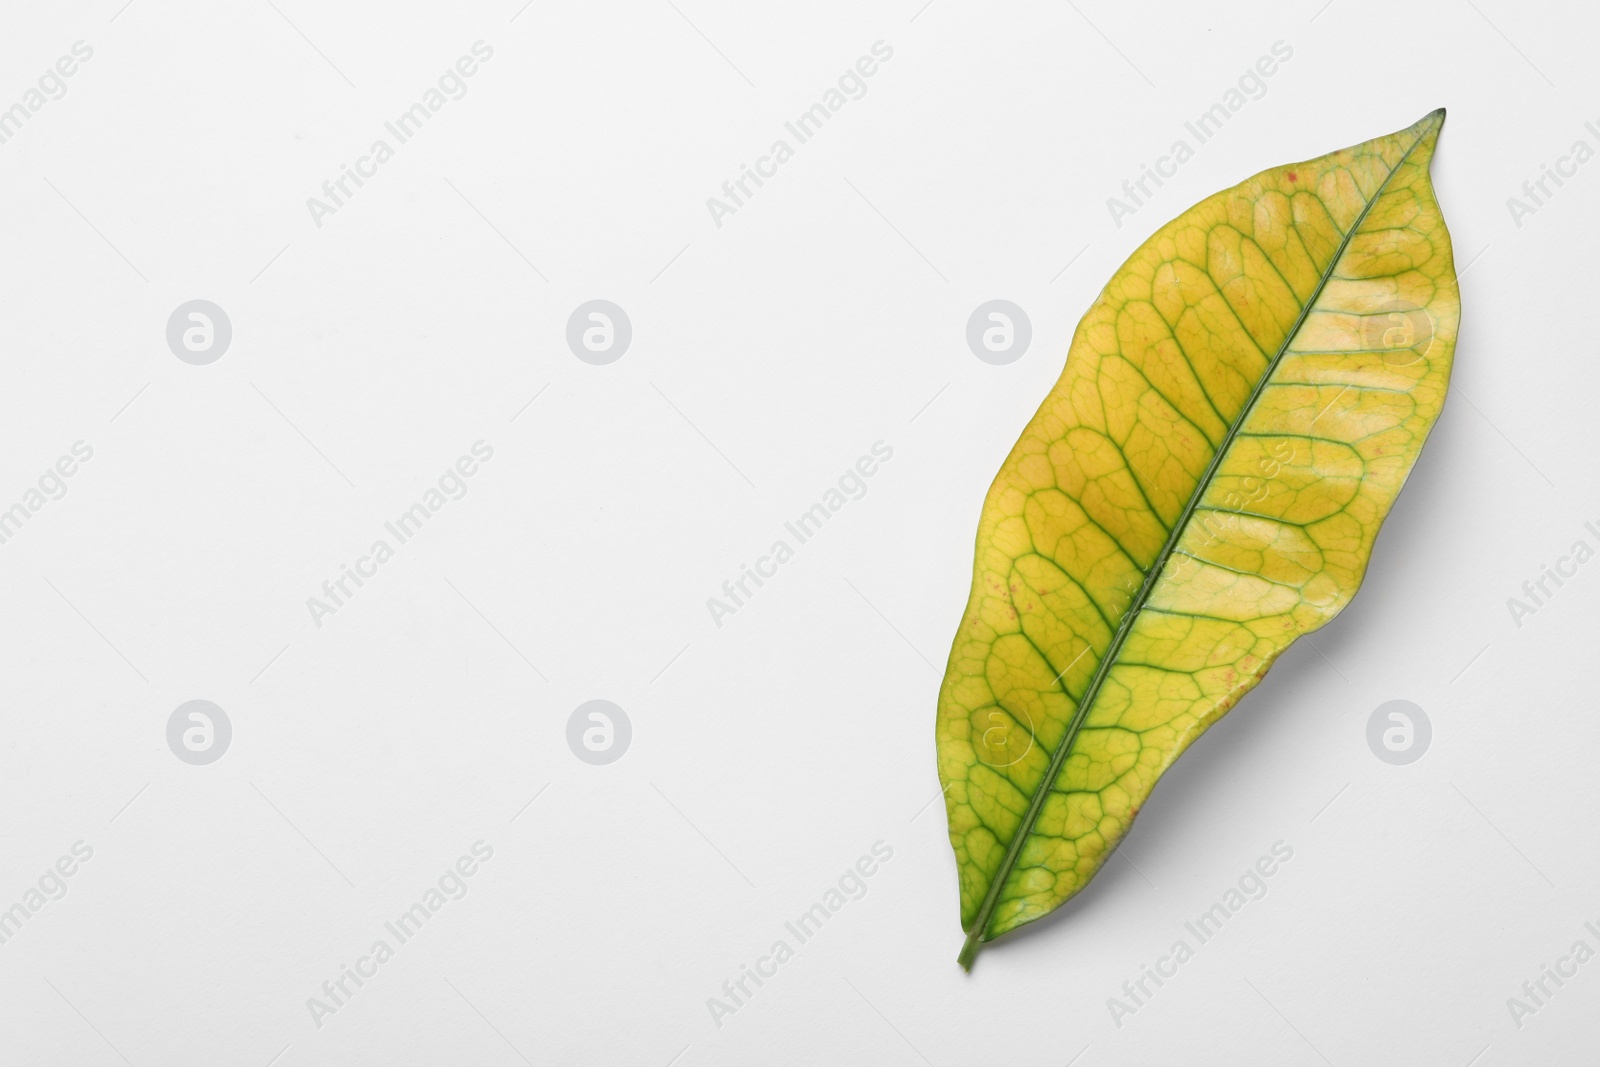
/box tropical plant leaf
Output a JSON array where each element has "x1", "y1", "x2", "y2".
[{"x1": 939, "y1": 110, "x2": 1458, "y2": 970}]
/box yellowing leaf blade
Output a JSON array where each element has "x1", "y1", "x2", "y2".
[{"x1": 939, "y1": 111, "x2": 1458, "y2": 969}]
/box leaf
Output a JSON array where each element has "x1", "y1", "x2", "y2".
[{"x1": 939, "y1": 110, "x2": 1458, "y2": 970}]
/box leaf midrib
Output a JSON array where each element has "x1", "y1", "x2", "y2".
[{"x1": 959, "y1": 125, "x2": 1432, "y2": 964}]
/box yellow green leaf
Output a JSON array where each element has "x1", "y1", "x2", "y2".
[{"x1": 939, "y1": 110, "x2": 1458, "y2": 970}]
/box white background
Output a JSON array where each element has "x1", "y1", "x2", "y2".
[{"x1": 0, "y1": 0, "x2": 1594, "y2": 1064}]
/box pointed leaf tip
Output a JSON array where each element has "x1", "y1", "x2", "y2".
[{"x1": 1414, "y1": 107, "x2": 1447, "y2": 133}]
